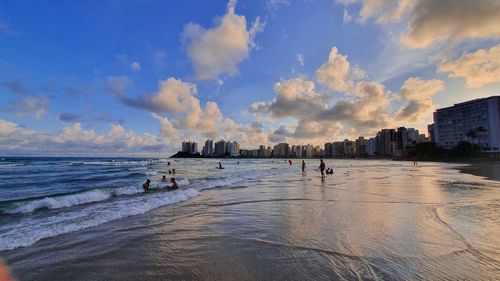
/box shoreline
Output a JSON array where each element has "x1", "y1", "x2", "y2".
[{"x1": 454, "y1": 162, "x2": 500, "y2": 181}]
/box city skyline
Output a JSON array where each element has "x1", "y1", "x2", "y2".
[
  {"x1": 178, "y1": 124, "x2": 428, "y2": 158},
  {"x1": 1, "y1": 0, "x2": 500, "y2": 156}
]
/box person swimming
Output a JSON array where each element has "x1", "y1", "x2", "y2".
[
  {"x1": 172, "y1": 168, "x2": 176, "y2": 174},
  {"x1": 143, "y1": 179, "x2": 151, "y2": 191},
  {"x1": 161, "y1": 175, "x2": 167, "y2": 182},
  {"x1": 170, "y1": 178, "x2": 178, "y2": 190}
]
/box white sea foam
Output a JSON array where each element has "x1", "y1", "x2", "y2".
[
  {"x1": 0, "y1": 168, "x2": 287, "y2": 251},
  {"x1": 71, "y1": 160, "x2": 148, "y2": 166},
  {"x1": 5, "y1": 179, "x2": 192, "y2": 214},
  {"x1": 0, "y1": 163, "x2": 23, "y2": 168},
  {"x1": 0, "y1": 188, "x2": 200, "y2": 251}
]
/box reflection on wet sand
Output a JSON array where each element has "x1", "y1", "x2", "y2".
[{"x1": 2, "y1": 160, "x2": 500, "y2": 280}]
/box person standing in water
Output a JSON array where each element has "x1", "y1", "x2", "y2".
[
  {"x1": 318, "y1": 159, "x2": 325, "y2": 178},
  {"x1": 219, "y1": 162, "x2": 223, "y2": 169},
  {"x1": 301, "y1": 160, "x2": 306, "y2": 175}
]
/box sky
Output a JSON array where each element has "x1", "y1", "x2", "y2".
[{"x1": 0, "y1": 0, "x2": 499, "y2": 156}]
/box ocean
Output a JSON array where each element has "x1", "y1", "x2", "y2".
[{"x1": 0, "y1": 157, "x2": 499, "y2": 280}]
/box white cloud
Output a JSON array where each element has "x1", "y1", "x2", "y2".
[
  {"x1": 182, "y1": 0, "x2": 264, "y2": 80},
  {"x1": 315, "y1": 47, "x2": 351, "y2": 92},
  {"x1": 130, "y1": 62, "x2": 141, "y2": 71},
  {"x1": 117, "y1": 77, "x2": 198, "y2": 113},
  {"x1": 0, "y1": 120, "x2": 167, "y2": 156},
  {"x1": 249, "y1": 46, "x2": 448, "y2": 142},
  {"x1": 151, "y1": 113, "x2": 178, "y2": 138},
  {"x1": 396, "y1": 77, "x2": 444, "y2": 123},
  {"x1": 250, "y1": 77, "x2": 329, "y2": 119},
  {"x1": 438, "y1": 44, "x2": 500, "y2": 88},
  {"x1": 0, "y1": 119, "x2": 20, "y2": 136},
  {"x1": 114, "y1": 77, "x2": 226, "y2": 138},
  {"x1": 340, "y1": 0, "x2": 415, "y2": 24},
  {"x1": 401, "y1": 0, "x2": 500, "y2": 48}
]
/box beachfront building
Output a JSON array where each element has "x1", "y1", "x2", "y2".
[
  {"x1": 265, "y1": 146, "x2": 273, "y2": 158},
  {"x1": 394, "y1": 127, "x2": 423, "y2": 156},
  {"x1": 376, "y1": 129, "x2": 397, "y2": 156},
  {"x1": 305, "y1": 144, "x2": 314, "y2": 158},
  {"x1": 324, "y1": 143, "x2": 333, "y2": 157},
  {"x1": 226, "y1": 141, "x2": 240, "y2": 157},
  {"x1": 433, "y1": 96, "x2": 500, "y2": 151},
  {"x1": 214, "y1": 140, "x2": 226, "y2": 156},
  {"x1": 295, "y1": 145, "x2": 303, "y2": 158},
  {"x1": 274, "y1": 143, "x2": 290, "y2": 158},
  {"x1": 181, "y1": 141, "x2": 198, "y2": 154},
  {"x1": 367, "y1": 137, "x2": 376, "y2": 156},
  {"x1": 343, "y1": 140, "x2": 356, "y2": 158},
  {"x1": 427, "y1": 124, "x2": 435, "y2": 143},
  {"x1": 259, "y1": 145, "x2": 266, "y2": 158},
  {"x1": 355, "y1": 137, "x2": 368, "y2": 157},
  {"x1": 202, "y1": 139, "x2": 214, "y2": 157}
]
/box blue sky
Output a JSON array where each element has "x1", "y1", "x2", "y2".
[{"x1": 1, "y1": 0, "x2": 499, "y2": 156}]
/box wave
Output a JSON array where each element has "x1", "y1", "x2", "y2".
[
  {"x1": 0, "y1": 163, "x2": 24, "y2": 168},
  {"x1": 70, "y1": 160, "x2": 149, "y2": 166},
  {"x1": 0, "y1": 168, "x2": 288, "y2": 251},
  {"x1": 3, "y1": 178, "x2": 190, "y2": 214},
  {"x1": 0, "y1": 188, "x2": 200, "y2": 251}
]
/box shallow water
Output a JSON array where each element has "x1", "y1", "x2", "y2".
[{"x1": 1, "y1": 158, "x2": 499, "y2": 280}]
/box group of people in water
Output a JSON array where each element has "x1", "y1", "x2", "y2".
[
  {"x1": 299, "y1": 159, "x2": 334, "y2": 178},
  {"x1": 143, "y1": 176, "x2": 179, "y2": 192},
  {"x1": 143, "y1": 158, "x2": 335, "y2": 192},
  {"x1": 143, "y1": 161, "x2": 179, "y2": 192}
]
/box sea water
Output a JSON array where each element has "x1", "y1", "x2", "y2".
[{"x1": 0, "y1": 157, "x2": 499, "y2": 280}]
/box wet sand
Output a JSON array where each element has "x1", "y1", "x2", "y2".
[
  {"x1": 456, "y1": 161, "x2": 500, "y2": 181},
  {"x1": 1, "y1": 160, "x2": 499, "y2": 280}
]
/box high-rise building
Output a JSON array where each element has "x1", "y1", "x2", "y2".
[
  {"x1": 259, "y1": 145, "x2": 266, "y2": 158},
  {"x1": 181, "y1": 141, "x2": 198, "y2": 154},
  {"x1": 275, "y1": 143, "x2": 290, "y2": 157},
  {"x1": 427, "y1": 124, "x2": 435, "y2": 143},
  {"x1": 202, "y1": 139, "x2": 214, "y2": 157},
  {"x1": 343, "y1": 139, "x2": 356, "y2": 157},
  {"x1": 226, "y1": 141, "x2": 239, "y2": 156},
  {"x1": 324, "y1": 143, "x2": 333, "y2": 157},
  {"x1": 433, "y1": 96, "x2": 500, "y2": 151},
  {"x1": 332, "y1": 142, "x2": 344, "y2": 157},
  {"x1": 355, "y1": 137, "x2": 368, "y2": 157},
  {"x1": 376, "y1": 129, "x2": 397, "y2": 156},
  {"x1": 305, "y1": 144, "x2": 314, "y2": 158},
  {"x1": 295, "y1": 145, "x2": 303, "y2": 158},
  {"x1": 367, "y1": 137, "x2": 376, "y2": 156},
  {"x1": 214, "y1": 140, "x2": 226, "y2": 156}
]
